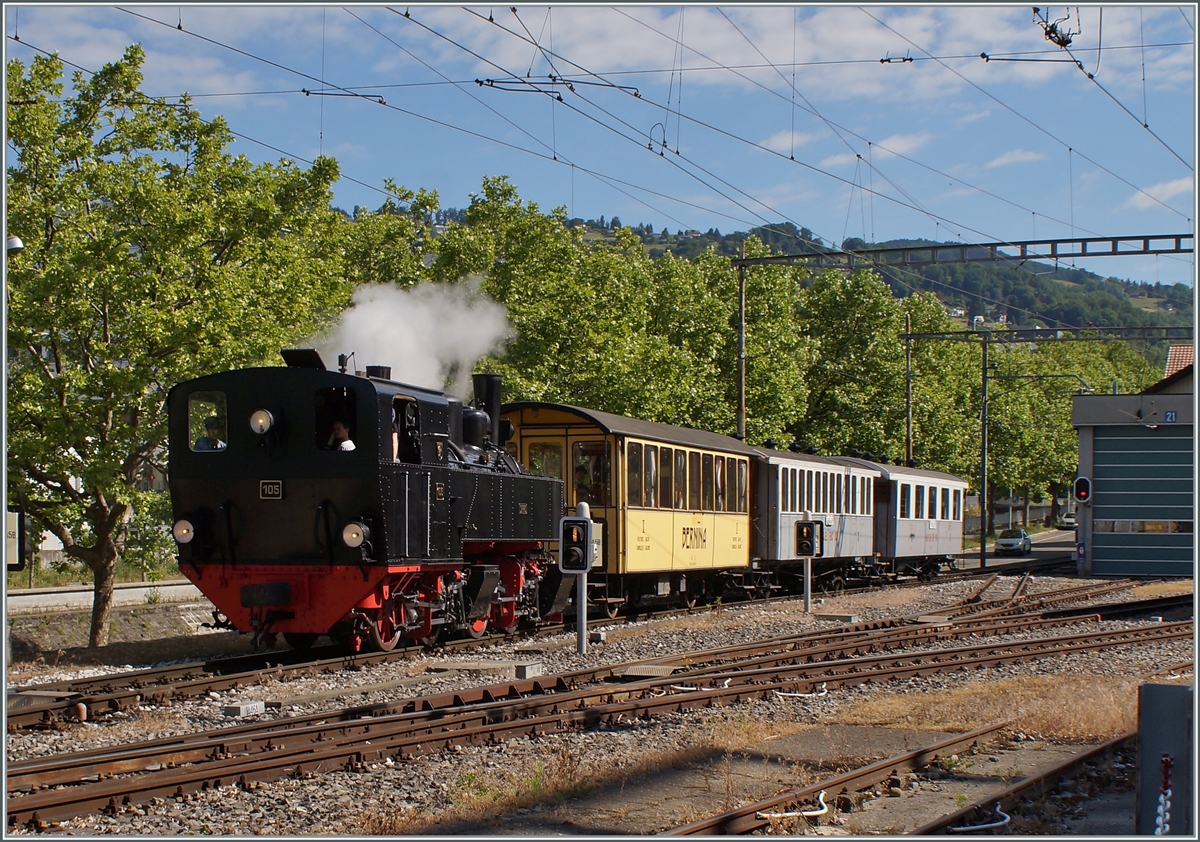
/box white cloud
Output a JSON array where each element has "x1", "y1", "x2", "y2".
[
  {"x1": 985, "y1": 149, "x2": 1046, "y2": 169},
  {"x1": 873, "y1": 133, "x2": 934, "y2": 158},
  {"x1": 759, "y1": 130, "x2": 820, "y2": 155},
  {"x1": 820, "y1": 152, "x2": 858, "y2": 169},
  {"x1": 1125, "y1": 178, "x2": 1194, "y2": 210}
]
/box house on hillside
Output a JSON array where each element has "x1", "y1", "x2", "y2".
[{"x1": 1071, "y1": 348, "x2": 1193, "y2": 578}]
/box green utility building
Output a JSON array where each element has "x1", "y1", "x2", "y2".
[{"x1": 1071, "y1": 359, "x2": 1194, "y2": 578}]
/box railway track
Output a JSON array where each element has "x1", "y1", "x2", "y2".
[
  {"x1": 5, "y1": 572, "x2": 1178, "y2": 731},
  {"x1": 7, "y1": 599, "x2": 1190, "y2": 830}
]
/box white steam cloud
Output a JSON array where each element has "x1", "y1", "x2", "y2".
[{"x1": 309, "y1": 279, "x2": 512, "y2": 401}]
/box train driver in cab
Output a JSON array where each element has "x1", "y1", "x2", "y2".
[
  {"x1": 194, "y1": 416, "x2": 227, "y2": 451},
  {"x1": 329, "y1": 419, "x2": 355, "y2": 451}
]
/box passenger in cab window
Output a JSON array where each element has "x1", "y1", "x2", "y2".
[
  {"x1": 194, "y1": 416, "x2": 226, "y2": 451},
  {"x1": 329, "y1": 420, "x2": 355, "y2": 451}
]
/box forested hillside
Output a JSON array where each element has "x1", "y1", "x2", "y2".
[{"x1": 547, "y1": 218, "x2": 1192, "y2": 345}]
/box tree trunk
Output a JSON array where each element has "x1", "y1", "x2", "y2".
[
  {"x1": 89, "y1": 553, "x2": 117, "y2": 648},
  {"x1": 1022, "y1": 484, "x2": 1031, "y2": 527}
]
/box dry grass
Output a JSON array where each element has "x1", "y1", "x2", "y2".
[
  {"x1": 826, "y1": 674, "x2": 1141, "y2": 742},
  {"x1": 1131, "y1": 579, "x2": 1194, "y2": 597}
]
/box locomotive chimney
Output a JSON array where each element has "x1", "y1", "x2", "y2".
[{"x1": 472, "y1": 373, "x2": 502, "y2": 446}]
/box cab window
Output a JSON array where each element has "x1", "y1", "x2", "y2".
[
  {"x1": 316, "y1": 386, "x2": 357, "y2": 451},
  {"x1": 189, "y1": 391, "x2": 227, "y2": 452},
  {"x1": 393, "y1": 397, "x2": 421, "y2": 463}
]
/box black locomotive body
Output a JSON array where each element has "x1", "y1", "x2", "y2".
[{"x1": 168, "y1": 353, "x2": 565, "y2": 651}]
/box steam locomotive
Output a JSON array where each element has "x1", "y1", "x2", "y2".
[{"x1": 167, "y1": 350, "x2": 567, "y2": 651}]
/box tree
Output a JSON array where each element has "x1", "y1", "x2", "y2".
[{"x1": 5, "y1": 47, "x2": 353, "y2": 646}]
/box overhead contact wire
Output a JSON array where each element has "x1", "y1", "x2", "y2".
[{"x1": 860, "y1": 7, "x2": 1193, "y2": 219}]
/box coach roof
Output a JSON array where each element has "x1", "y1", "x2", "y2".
[{"x1": 502, "y1": 402, "x2": 761, "y2": 457}]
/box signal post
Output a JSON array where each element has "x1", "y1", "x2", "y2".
[
  {"x1": 559, "y1": 503, "x2": 595, "y2": 655},
  {"x1": 796, "y1": 520, "x2": 824, "y2": 613}
]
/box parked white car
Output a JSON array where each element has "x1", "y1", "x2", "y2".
[
  {"x1": 1057, "y1": 512, "x2": 1077, "y2": 530},
  {"x1": 995, "y1": 528, "x2": 1032, "y2": 556}
]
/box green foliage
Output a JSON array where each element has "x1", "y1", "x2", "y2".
[{"x1": 5, "y1": 47, "x2": 353, "y2": 645}]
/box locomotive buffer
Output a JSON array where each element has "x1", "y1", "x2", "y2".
[
  {"x1": 796, "y1": 521, "x2": 824, "y2": 613},
  {"x1": 559, "y1": 503, "x2": 598, "y2": 655}
]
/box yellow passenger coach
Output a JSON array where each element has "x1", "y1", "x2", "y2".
[{"x1": 501, "y1": 402, "x2": 759, "y2": 613}]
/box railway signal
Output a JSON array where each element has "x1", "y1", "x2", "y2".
[
  {"x1": 559, "y1": 516, "x2": 593, "y2": 573},
  {"x1": 796, "y1": 521, "x2": 824, "y2": 557},
  {"x1": 1073, "y1": 476, "x2": 1091, "y2": 503}
]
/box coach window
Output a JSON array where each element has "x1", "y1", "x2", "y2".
[
  {"x1": 627, "y1": 443, "x2": 643, "y2": 507},
  {"x1": 644, "y1": 445, "x2": 658, "y2": 507},
  {"x1": 866, "y1": 478, "x2": 873, "y2": 515},
  {"x1": 689, "y1": 451, "x2": 702, "y2": 510},
  {"x1": 941, "y1": 488, "x2": 950, "y2": 521},
  {"x1": 822, "y1": 472, "x2": 829, "y2": 513},
  {"x1": 928, "y1": 486, "x2": 938, "y2": 519},
  {"x1": 702, "y1": 454, "x2": 715, "y2": 511},
  {"x1": 836, "y1": 475, "x2": 843, "y2": 513},
  {"x1": 659, "y1": 447, "x2": 673, "y2": 510},
  {"x1": 953, "y1": 489, "x2": 962, "y2": 520},
  {"x1": 674, "y1": 449, "x2": 688, "y2": 509},
  {"x1": 528, "y1": 442, "x2": 563, "y2": 479},
  {"x1": 726, "y1": 458, "x2": 737, "y2": 512},
  {"x1": 900, "y1": 483, "x2": 911, "y2": 518},
  {"x1": 572, "y1": 441, "x2": 610, "y2": 506},
  {"x1": 791, "y1": 469, "x2": 799, "y2": 512},
  {"x1": 850, "y1": 475, "x2": 857, "y2": 514},
  {"x1": 915, "y1": 485, "x2": 925, "y2": 519},
  {"x1": 316, "y1": 386, "x2": 357, "y2": 451},
  {"x1": 189, "y1": 391, "x2": 227, "y2": 452},
  {"x1": 737, "y1": 459, "x2": 748, "y2": 513},
  {"x1": 714, "y1": 456, "x2": 726, "y2": 511},
  {"x1": 804, "y1": 471, "x2": 812, "y2": 512}
]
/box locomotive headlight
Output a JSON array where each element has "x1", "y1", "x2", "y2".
[
  {"x1": 342, "y1": 521, "x2": 370, "y2": 548},
  {"x1": 249, "y1": 409, "x2": 274, "y2": 434},
  {"x1": 172, "y1": 519, "x2": 196, "y2": 544}
]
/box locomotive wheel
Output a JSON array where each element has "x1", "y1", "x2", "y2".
[
  {"x1": 603, "y1": 600, "x2": 621, "y2": 620},
  {"x1": 368, "y1": 616, "x2": 401, "y2": 652},
  {"x1": 465, "y1": 617, "x2": 489, "y2": 639},
  {"x1": 284, "y1": 632, "x2": 319, "y2": 649}
]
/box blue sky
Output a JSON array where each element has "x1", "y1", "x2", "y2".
[{"x1": 5, "y1": 4, "x2": 1196, "y2": 287}]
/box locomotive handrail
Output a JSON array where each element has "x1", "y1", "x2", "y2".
[
  {"x1": 314, "y1": 499, "x2": 335, "y2": 565},
  {"x1": 217, "y1": 501, "x2": 237, "y2": 567}
]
